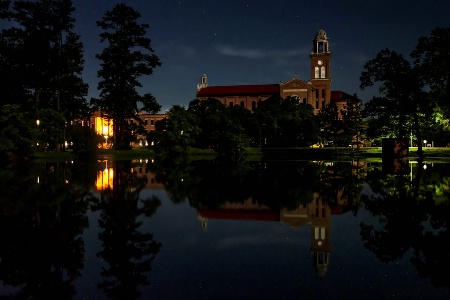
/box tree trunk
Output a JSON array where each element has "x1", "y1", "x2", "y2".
[{"x1": 413, "y1": 113, "x2": 424, "y2": 159}]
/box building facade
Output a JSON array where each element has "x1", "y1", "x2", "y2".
[
  {"x1": 196, "y1": 29, "x2": 347, "y2": 114},
  {"x1": 89, "y1": 111, "x2": 166, "y2": 148}
]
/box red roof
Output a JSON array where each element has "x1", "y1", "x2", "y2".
[
  {"x1": 198, "y1": 209, "x2": 280, "y2": 221},
  {"x1": 197, "y1": 84, "x2": 280, "y2": 97}
]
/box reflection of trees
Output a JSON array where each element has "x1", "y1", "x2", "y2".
[
  {"x1": 253, "y1": 160, "x2": 319, "y2": 210},
  {"x1": 93, "y1": 160, "x2": 162, "y2": 300},
  {"x1": 0, "y1": 162, "x2": 93, "y2": 299},
  {"x1": 361, "y1": 162, "x2": 450, "y2": 289},
  {"x1": 361, "y1": 165, "x2": 425, "y2": 262},
  {"x1": 159, "y1": 158, "x2": 341, "y2": 211},
  {"x1": 188, "y1": 159, "x2": 255, "y2": 208},
  {"x1": 154, "y1": 158, "x2": 365, "y2": 213},
  {"x1": 410, "y1": 164, "x2": 450, "y2": 288},
  {"x1": 411, "y1": 202, "x2": 450, "y2": 288},
  {"x1": 318, "y1": 160, "x2": 365, "y2": 214},
  {"x1": 148, "y1": 156, "x2": 200, "y2": 204}
]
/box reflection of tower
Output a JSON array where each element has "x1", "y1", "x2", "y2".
[{"x1": 310, "y1": 193, "x2": 331, "y2": 276}]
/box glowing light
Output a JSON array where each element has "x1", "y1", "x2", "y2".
[
  {"x1": 96, "y1": 161, "x2": 113, "y2": 190},
  {"x1": 95, "y1": 117, "x2": 113, "y2": 136}
]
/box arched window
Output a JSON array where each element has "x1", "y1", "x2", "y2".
[
  {"x1": 321, "y1": 66, "x2": 326, "y2": 78},
  {"x1": 318, "y1": 43, "x2": 323, "y2": 53},
  {"x1": 240, "y1": 101, "x2": 245, "y2": 107},
  {"x1": 315, "y1": 67, "x2": 319, "y2": 78}
]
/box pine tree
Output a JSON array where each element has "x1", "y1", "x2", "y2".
[
  {"x1": 1, "y1": 0, "x2": 89, "y2": 152},
  {"x1": 93, "y1": 3, "x2": 162, "y2": 150}
]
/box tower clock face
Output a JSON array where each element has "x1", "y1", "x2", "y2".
[{"x1": 318, "y1": 60, "x2": 323, "y2": 65}]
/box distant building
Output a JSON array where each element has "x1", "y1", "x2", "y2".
[
  {"x1": 89, "y1": 111, "x2": 166, "y2": 148},
  {"x1": 196, "y1": 29, "x2": 349, "y2": 114}
]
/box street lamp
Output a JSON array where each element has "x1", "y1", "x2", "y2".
[{"x1": 424, "y1": 140, "x2": 427, "y2": 147}]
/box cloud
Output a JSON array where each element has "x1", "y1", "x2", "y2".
[
  {"x1": 217, "y1": 45, "x2": 266, "y2": 59},
  {"x1": 178, "y1": 46, "x2": 197, "y2": 57},
  {"x1": 216, "y1": 45, "x2": 310, "y2": 60}
]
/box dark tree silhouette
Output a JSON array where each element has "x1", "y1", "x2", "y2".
[
  {"x1": 93, "y1": 161, "x2": 162, "y2": 299},
  {"x1": 92, "y1": 3, "x2": 161, "y2": 150}
]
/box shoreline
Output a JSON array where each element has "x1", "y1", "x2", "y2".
[{"x1": 28, "y1": 147, "x2": 450, "y2": 162}]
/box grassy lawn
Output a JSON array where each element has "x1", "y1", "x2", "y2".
[
  {"x1": 30, "y1": 146, "x2": 450, "y2": 161},
  {"x1": 32, "y1": 149, "x2": 77, "y2": 162}
]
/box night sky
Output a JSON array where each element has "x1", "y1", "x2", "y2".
[{"x1": 15, "y1": 1, "x2": 450, "y2": 111}]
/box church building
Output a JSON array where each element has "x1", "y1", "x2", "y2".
[{"x1": 196, "y1": 29, "x2": 350, "y2": 113}]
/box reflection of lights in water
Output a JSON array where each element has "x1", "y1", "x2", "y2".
[
  {"x1": 96, "y1": 161, "x2": 113, "y2": 190},
  {"x1": 37, "y1": 176, "x2": 39, "y2": 184}
]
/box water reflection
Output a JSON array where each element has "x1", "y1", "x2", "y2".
[
  {"x1": 92, "y1": 161, "x2": 162, "y2": 299},
  {"x1": 0, "y1": 162, "x2": 93, "y2": 299},
  {"x1": 362, "y1": 160, "x2": 450, "y2": 289},
  {"x1": 0, "y1": 158, "x2": 449, "y2": 298}
]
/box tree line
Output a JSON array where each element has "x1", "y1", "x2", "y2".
[
  {"x1": 150, "y1": 95, "x2": 363, "y2": 157},
  {"x1": 0, "y1": 0, "x2": 160, "y2": 161},
  {"x1": 360, "y1": 27, "x2": 450, "y2": 158}
]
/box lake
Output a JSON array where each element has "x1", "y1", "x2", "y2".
[{"x1": 1, "y1": 158, "x2": 450, "y2": 299}]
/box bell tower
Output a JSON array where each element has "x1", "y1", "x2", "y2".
[
  {"x1": 310, "y1": 29, "x2": 332, "y2": 111},
  {"x1": 197, "y1": 73, "x2": 208, "y2": 91}
]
